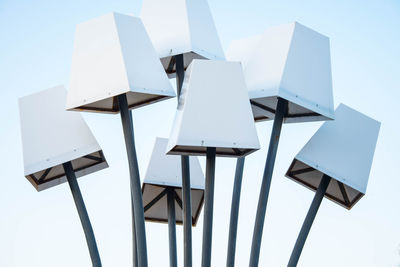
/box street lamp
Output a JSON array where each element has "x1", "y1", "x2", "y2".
[
  {"x1": 142, "y1": 137, "x2": 204, "y2": 267},
  {"x1": 227, "y1": 22, "x2": 335, "y2": 267},
  {"x1": 166, "y1": 59, "x2": 260, "y2": 267},
  {"x1": 19, "y1": 86, "x2": 108, "y2": 267},
  {"x1": 285, "y1": 104, "x2": 380, "y2": 266},
  {"x1": 141, "y1": 2, "x2": 224, "y2": 266},
  {"x1": 66, "y1": 12, "x2": 175, "y2": 267}
]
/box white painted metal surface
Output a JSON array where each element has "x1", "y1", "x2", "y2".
[
  {"x1": 225, "y1": 34, "x2": 262, "y2": 70},
  {"x1": 166, "y1": 60, "x2": 260, "y2": 157},
  {"x1": 226, "y1": 22, "x2": 334, "y2": 123},
  {"x1": 19, "y1": 86, "x2": 108, "y2": 191},
  {"x1": 141, "y1": 0, "x2": 225, "y2": 77},
  {"x1": 286, "y1": 104, "x2": 380, "y2": 209},
  {"x1": 144, "y1": 138, "x2": 204, "y2": 189},
  {"x1": 67, "y1": 12, "x2": 175, "y2": 113},
  {"x1": 142, "y1": 137, "x2": 204, "y2": 224}
]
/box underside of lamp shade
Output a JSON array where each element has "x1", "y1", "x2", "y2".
[
  {"x1": 285, "y1": 104, "x2": 380, "y2": 209},
  {"x1": 19, "y1": 86, "x2": 108, "y2": 192},
  {"x1": 166, "y1": 60, "x2": 260, "y2": 157},
  {"x1": 142, "y1": 138, "x2": 204, "y2": 225},
  {"x1": 142, "y1": 185, "x2": 204, "y2": 225},
  {"x1": 227, "y1": 22, "x2": 334, "y2": 123},
  {"x1": 141, "y1": 0, "x2": 225, "y2": 77},
  {"x1": 66, "y1": 12, "x2": 175, "y2": 113}
]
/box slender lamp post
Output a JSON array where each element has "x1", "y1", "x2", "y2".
[
  {"x1": 19, "y1": 86, "x2": 108, "y2": 267},
  {"x1": 285, "y1": 104, "x2": 380, "y2": 266},
  {"x1": 141, "y1": 2, "x2": 224, "y2": 266},
  {"x1": 226, "y1": 22, "x2": 335, "y2": 267},
  {"x1": 66, "y1": 13, "x2": 175, "y2": 267},
  {"x1": 166, "y1": 60, "x2": 260, "y2": 267},
  {"x1": 141, "y1": 138, "x2": 205, "y2": 267}
]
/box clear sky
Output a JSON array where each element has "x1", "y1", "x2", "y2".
[{"x1": 0, "y1": 0, "x2": 399, "y2": 266}]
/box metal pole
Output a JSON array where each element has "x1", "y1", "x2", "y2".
[
  {"x1": 201, "y1": 147, "x2": 216, "y2": 267},
  {"x1": 63, "y1": 161, "x2": 102, "y2": 267},
  {"x1": 132, "y1": 187, "x2": 138, "y2": 267},
  {"x1": 118, "y1": 94, "x2": 148, "y2": 267},
  {"x1": 226, "y1": 157, "x2": 245, "y2": 267},
  {"x1": 167, "y1": 188, "x2": 178, "y2": 267},
  {"x1": 175, "y1": 54, "x2": 185, "y2": 96},
  {"x1": 249, "y1": 97, "x2": 288, "y2": 267},
  {"x1": 175, "y1": 54, "x2": 193, "y2": 267},
  {"x1": 287, "y1": 174, "x2": 331, "y2": 267}
]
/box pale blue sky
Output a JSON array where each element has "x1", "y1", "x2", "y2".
[{"x1": 0, "y1": 0, "x2": 399, "y2": 266}]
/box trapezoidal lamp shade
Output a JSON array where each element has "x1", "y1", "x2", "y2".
[
  {"x1": 286, "y1": 104, "x2": 381, "y2": 209},
  {"x1": 166, "y1": 59, "x2": 259, "y2": 267},
  {"x1": 226, "y1": 22, "x2": 336, "y2": 267},
  {"x1": 19, "y1": 86, "x2": 108, "y2": 192},
  {"x1": 66, "y1": 13, "x2": 175, "y2": 267},
  {"x1": 166, "y1": 59, "x2": 260, "y2": 157},
  {"x1": 140, "y1": 0, "x2": 225, "y2": 77},
  {"x1": 226, "y1": 22, "x2": 335, "y2": 123},
  {"x1": 66, "y1": 12, "x2": 175, "y2": 113},
  {"x1": 142, "y1": 138, "x2": 204, "y2": 225},
  {"x1": 19, "y1": 85, "x2": 106, "y2": 266},
  {"x1": 285, "y1": 104, "x2": 380, "y2": 267}
]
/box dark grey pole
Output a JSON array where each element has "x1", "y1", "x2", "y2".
[
  {"x1": 249, "y1": 97, "x2": 288, "y2": 267},
  {"x1": 181, "y1": 155, "x2": 192, "y2": 266},
  {"x1": 167, "y1": 188, "x2": 178, "y2": 267},
  {"x1": 201, "y1": 147, "x2": 216, "y2": 267},
  {"x1": 287, "y1": 174, "x2": 331, "y2": 267},
  {"x1": 63, "y1": 161, "x2": 102, "y2": 267},
  {"x1": 226, "y1": 157, "x2": 245, "y2": 267},
  {"x1": 130, "y1": 109, "x2": 138, "y2": 267},
  {"x1": 131, "y1": 184, "x2": 138, "y2": 267},
  {"x1": 175, "y1": 54, "x2": 185, "y2": 96},
  {"x1": 175, "y1": 54, "x2": 193, "y2": 267},
  {"x1": 118, "y1": 94, "x2": 148, "y2": 267}
]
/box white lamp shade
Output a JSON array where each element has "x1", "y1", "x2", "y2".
[
  {"x1": 142, "y1": 137, "x2": 204, "y2": 225},
  {"x1": 66, "y1": 12, "x2": 175, "y2": 113},
  {"x1": 166, "y1": 60, "x2": 260, "y2": 157},
  {"x1": 141, "y1": 0, "x2": 225, "y2": 77},
  {"x1": 227, "y1": 22, "x2": 334, "y2": 123},
  {"x1": 285, "y1": 104, "x2": 380, "y2": 209},
  {"x1": 19, "y1": 86, "x2": 108, "y2": 191},
  {"x1": 226, "y1": 34, "x2": 262, "y2": 70}
]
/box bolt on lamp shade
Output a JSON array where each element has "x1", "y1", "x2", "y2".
[
  {"x1": 66, "y1": 12, "x2": 175, "y2": 113},
  {"x1": 142, "y1": 138, "x2": 204, "y2": 225},
  {"x1": 166, "y1": 59, "x2": 260, "y2": 157},
  {"x1": 286, "y1": 104, "x2": 380, "y2": 209},
  {"x1": 19, "y1": 86, "x2": 108, "y2": 191},
  {"x1": 140, "y1": 0, "x2": 225, "y2": 77},
  {"x1": 226, "y1": 22, "x2": 334, "y2": 123}
]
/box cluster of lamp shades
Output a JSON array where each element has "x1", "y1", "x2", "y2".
[{"x1": 18, "y1": 1, "x2": 380, "y2": 267}]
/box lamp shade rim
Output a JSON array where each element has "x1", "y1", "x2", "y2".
[
  {"x1": 66, "y1": 91, "x2": 175, "y2": 114},
  {"x1": 143, "y1": 180, "x2": 204, "y2": 190},
  {"x1": 167, "y1": 145, "x2": 258, "y2": 158},
  {"x1": 285, "y1": 158, "x2": 365, "y2": 210},
  {"x1": 26, "y1": 150, "x2": 108, "y2": 192}
]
